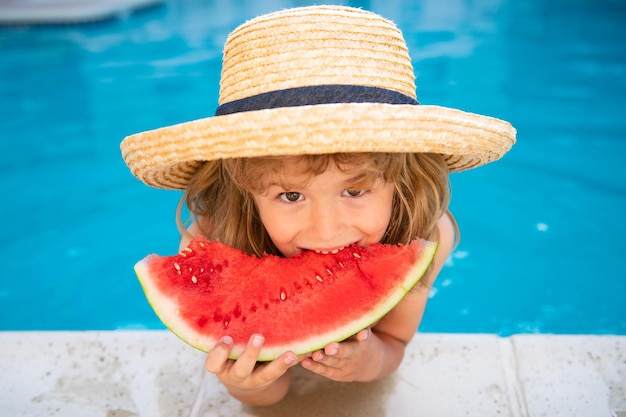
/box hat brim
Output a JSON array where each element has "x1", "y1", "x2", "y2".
[{"x1": 121, "y1": 103, "x2": 516, "y2": 190}]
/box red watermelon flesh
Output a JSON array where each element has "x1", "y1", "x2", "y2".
[{"x1": 135, "y1": 236, "x2": 437, "y2": 361}]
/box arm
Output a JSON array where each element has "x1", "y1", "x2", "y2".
[{"x1": 301, "y1": 212, "x2": 456, "y2": 381}]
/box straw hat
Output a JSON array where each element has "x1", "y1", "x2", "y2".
[{"x1": 121, "y1": 5, "x2": 516, "y2": 190}]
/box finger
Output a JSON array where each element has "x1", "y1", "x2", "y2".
[
  {"x1": 312, "y1": 346, "x2": 345, "y2": 368},
  {"x1": 311, "y1": 349, "x2": 324, "y2": 361},
  {"x1": 205, "y1": 336, "x2": 234, "y2": 374},
  {"x1": 324, "y1": 343, "x2": 340, "y2": 357},
  {"x1": 323, "y1": 338, "x2": 358, "y2": 359},
  {"x1": 303, "y1": 349, "x2": 325, "y2": 366},
  {"x1": 253, "y1": 351, "x2": 299, "y2": 386},
  {"x1": 301, "y1": 357, "x2": 340, "y2": 380},
  {"x1": 281, "y1": 351, "x2": 299, "y2": 367},
  {"x1": 301, "y1": 356, "x2": 326, "y2": 372},
  {"x1": 354, "y1": 328, "x2": 371, "y2": 342},
  {"x1": 229, "y1": 334, "x2": 264, "y2": 381}
]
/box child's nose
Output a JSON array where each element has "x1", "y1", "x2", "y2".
[{"x1": 309, "y1": 204, "x2": 343, "y2": 242}]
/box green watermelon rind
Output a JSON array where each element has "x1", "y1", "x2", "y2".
[{"x1": 135, "y1": 240, "x2": 438, "y2": 361}]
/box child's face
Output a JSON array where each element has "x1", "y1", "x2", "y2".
[{"x1": 252, "y1": 160, "x2": 394, "y2": 258}]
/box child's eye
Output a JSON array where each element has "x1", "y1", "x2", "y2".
[
  {"x1": 280, "y1": 192, "x2": 303, "y2": 202},
  {"x1": 343, "y1": 189, "x2": 366, "y2": 197}
]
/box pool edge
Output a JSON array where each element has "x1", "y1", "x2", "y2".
[{"x1": 1, "y1": 330, "x2": 624, "y2": 416}]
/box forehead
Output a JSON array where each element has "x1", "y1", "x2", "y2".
[
  {"x1": 231, "y1": 153, "x2": 393, "y2": 193},
  {"x1": 265, "y1": 157, "x2": 367, "y2": 186},
  {"x1": 274, "y1": 156, "x2": 357, "y2": 174}
]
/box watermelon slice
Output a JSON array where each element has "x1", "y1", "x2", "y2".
[{"x1": 135, "y1": 236, "x2": 437, "y2": 361}]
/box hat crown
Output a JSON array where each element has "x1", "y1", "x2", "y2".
[{"x1": 218, "y1": 6, "x2": 416, "y2": 105}]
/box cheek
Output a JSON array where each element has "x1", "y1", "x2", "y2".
[
  {"x1": 263, "y1": 217, "x2": 294, "y2": 242},
  {"x1": 362, "y1": 190, "x2": 394, "y2": 241},
  {"x1": 369, "y1": 207, "x2": 393, "y2": 239},
  {"x1": 254, "y1": 198, "x2": 295, "y2": 244},
  {"x1": 260, "y1": 217, "x2": 299, "y2": 257}
]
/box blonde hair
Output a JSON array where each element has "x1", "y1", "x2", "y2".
[{"x1": 180, "y1": 153, "x2": 457, "y2": 257}]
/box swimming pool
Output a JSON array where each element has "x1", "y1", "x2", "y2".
[{"x1": 0, "y1": 0, "x2": 624, "y2": 335}]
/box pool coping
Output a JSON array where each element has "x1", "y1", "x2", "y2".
[{"x1": 1, "y1": 330, "x2": 624, "y2": 416}]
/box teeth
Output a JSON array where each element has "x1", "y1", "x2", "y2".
[{"x1": 314, "y1": 247, "x2": 345, "y2": 255}]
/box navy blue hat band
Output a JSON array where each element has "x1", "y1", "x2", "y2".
[{"x1": 215, "y1": 85, "x2": 419, "y2": 116}]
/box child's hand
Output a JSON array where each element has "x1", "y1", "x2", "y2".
[
  {"x1": 205, "y1": 334, "x2": 299, "y2": 404},
  {"x1": 300, "y1": 328, "x2": 380, "y2": 382}
]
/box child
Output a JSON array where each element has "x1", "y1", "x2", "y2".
[{"x1": 121, "y1": 5, "x2": 515, "y2": 406}]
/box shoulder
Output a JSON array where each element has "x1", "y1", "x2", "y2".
[
  {"x1": 179, "y1": 219, "x2": 207, "y2": 251},
  {"x1": 421, "y1": 212, "x2": 455, "y2": 287},
  {"x1": 434, "y1": 211, "x2": 456, "y2": 258}
]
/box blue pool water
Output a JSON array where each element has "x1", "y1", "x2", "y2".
[{"x1": 0, "y1": 0, "x2": 624, "y2": 335}]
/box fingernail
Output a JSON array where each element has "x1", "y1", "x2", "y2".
[
  {"x1": 284, "y1": 353, "x2": 296, "y2": 365},
  {"x1": 221, "y1": 335, "x2": 233, "y2": 345},
  {"x1": 328, "y1": 347, "x2": 338, "y2": 355},
  {"x1": 252, "y1": 334, "x2": 264, "y2": 347}
]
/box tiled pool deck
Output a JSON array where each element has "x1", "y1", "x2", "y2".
[{"x1": 1, "y1": 331, "x2": 624, "y2": 416}]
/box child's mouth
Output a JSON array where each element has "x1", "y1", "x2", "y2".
[
  {"x1": 312, "y1": 247, "x2": 345, "y2": 255},
  {"x1": 301, "y1": 242, "x2": 361, "y2": 255}
]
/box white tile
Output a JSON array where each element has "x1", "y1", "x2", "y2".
[
  {"x1": 190, "y1": 333, "x2": 513, "y2": 417},
  {"x1": 511, "y1": 335, "x2": 626, "y2": 417},
  {"x1": 395, "y1": 333, "x2": 513, "y2": 416},
  {"x1": 0, "y1": 331, "x2": 206, "y2": 417}
]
